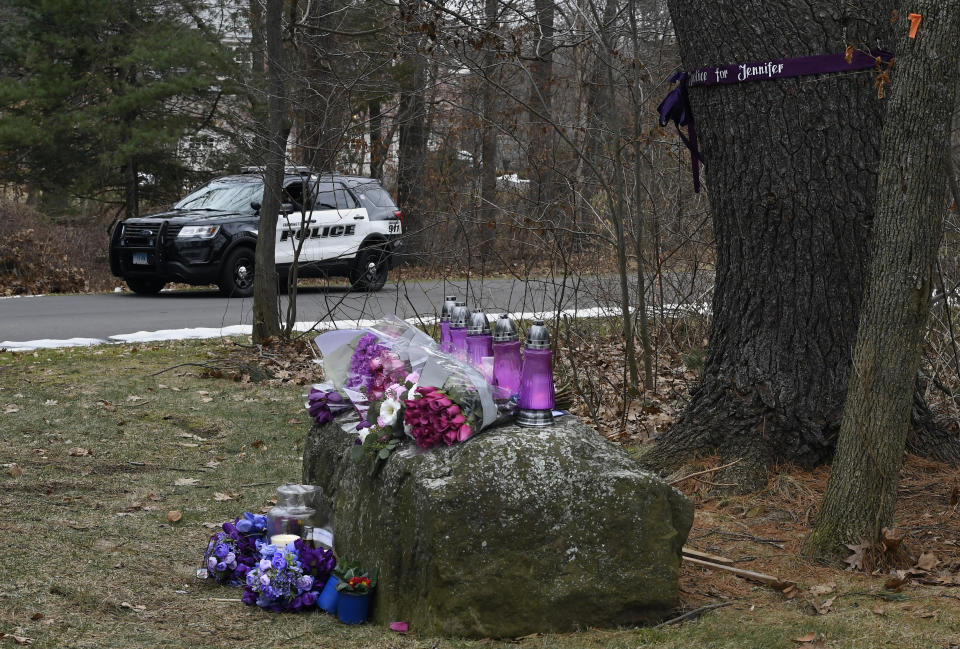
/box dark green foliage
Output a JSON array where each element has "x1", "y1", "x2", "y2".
[{"x1": 0, "y1": 0, "x2": 238, "y2": 215}]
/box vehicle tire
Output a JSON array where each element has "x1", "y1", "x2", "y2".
[
  {"x1": 125, "y1": 278, "x2": 166, "y2": 295},
  {"x1": 218, "y1": 247, "x2": 255, "y2": 298},
  {"x1": 349, "y1": 246, "x2": 389, "y2": 292}
]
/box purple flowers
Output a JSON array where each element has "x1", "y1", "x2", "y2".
[
  {"x1": 241, "y1": 539, "x2": 336, "y2": 612},
  {"x1": 307, "y1": 388, "x2": 349, "y2": 425},
  {"x1": 346, "y1": 334, "x2": 387, "y2": 391},
  {"x1": 403, "y1": 386, "x2": 474, "y2": 449},
  {"x1": 201, "y1": 512, "x2": 268, "y2": 586}
]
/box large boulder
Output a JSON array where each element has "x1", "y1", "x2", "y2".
[{"x1": 302, "y1": 416, "x2": 693, "y2": 638}]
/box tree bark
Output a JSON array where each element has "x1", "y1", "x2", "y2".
[
  {"x1": 527, "y1": 0, "x2": 555, "y2": 221},
  {"x1": 252, "y1": 0, "x2": 286, "y2": 343},
  {"x1": 804, "y1": 1, "x2": 960, "y2": 559},
  {"x1": 478, "y1": 0, "x2": 499, "y2": 227},
  {"x1": 397, "y1": 0, "x2": 427, "y2": 260},
  {"x1": 642, "y1": 2, "x2": 895, "y2": 488},
  {"x1": 368, "y1": 98, "x2": 384, "y2": 181}
]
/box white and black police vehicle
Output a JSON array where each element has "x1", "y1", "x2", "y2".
[{"x1": 109, "y1": 168, "x2": 403, "y2": 296}]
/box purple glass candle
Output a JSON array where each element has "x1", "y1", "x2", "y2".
[
  {"x1": 466, "y1": 311, "x2": 493, "y2": 369},
  {"x1": 518, "y1": 348, "x2": 555, "y2": 410},
  {"x1": 492, "y1": 314, "x2": 522, "y2": 395},
  {"x1": 439, "y1": 295, "x2": 457, "y2": 352},
  {"x1": 449, "y1": 301, "x2": 470, "y2": 358},
  {"x1": 517, "y1": 319, "x2": 554, "y2": 427}
]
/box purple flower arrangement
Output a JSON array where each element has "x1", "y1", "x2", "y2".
[
  {"x1": 201, "y1": 512, "x2": 268, "y2": 586},
  {"x1": 346, "y1": 334, "x2": 387, "y2": 391},
  {"x1": 241, "y1": 539, "x2": 336, "y2": 612}
]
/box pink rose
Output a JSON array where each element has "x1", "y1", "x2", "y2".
[{"x1": 457, "y1": 424, "x2": 472, "y2": 442}]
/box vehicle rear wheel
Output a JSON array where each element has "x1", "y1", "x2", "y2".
[
  {"x1": 125, "y1": 278, "x2": 166, "y2": 295},
  {"x1": 218, "y1": 248, "x2": 255, "y2": 298},
  {"x1": 349, "y1": 247, "x2": 388, "y2": 292}
]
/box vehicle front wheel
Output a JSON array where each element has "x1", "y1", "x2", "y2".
[
  {"x1": 218, "y1": 248, "x2": 255, "y2": 298},
  {"x1": 125, "y1": 278, "x2": 166, "y2": 295},
  {"x1": 349, "y1": 247, "x2": 388, "y2": 292}
]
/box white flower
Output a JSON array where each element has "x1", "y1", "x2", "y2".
[
  {"x1": 406, "y1": 384, "x2": 419, "y2": 401},
  {"x1": 358, "y1": 428, "x2": 371, "y2": 443},
  {"x1": 379, "y1": 397, "x2": 402, "y2": 427}
]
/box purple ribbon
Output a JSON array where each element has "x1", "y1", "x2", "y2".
[{"x1": 658, "y1": 50, "x2": 893, "y2": 192}]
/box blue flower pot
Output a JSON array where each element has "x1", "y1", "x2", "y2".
[
  {"x1": 317, "y1": 575, "x2": 339, "y2": 614},
  {"x1": 336, "y1": 591, "x2": 371, "y2": 625}
]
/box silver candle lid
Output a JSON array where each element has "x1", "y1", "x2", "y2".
[
  {"x1": 467, "y1": 310, "x2": 490, "y2": 336},
  {"x1": 450, "y1": 302, "x2": 470, "y2": 328},
  {"x1": 440, "y1": 295, "x2": 458, "y2": 322},
  {"x1": 524, "y1": 319, "x2": 551, "y2": 350},
  {"x1": 492, "y1": 314, "x2": 519, "y2": 342}
]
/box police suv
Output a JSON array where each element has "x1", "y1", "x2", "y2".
[{"x1": 109, "y1": 169, "x2": 403, "y2": 296}]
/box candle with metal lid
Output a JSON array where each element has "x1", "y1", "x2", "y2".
[
  {"x1": 492, "y1": 314, "x2": 522, "y2": 396},
  {"x1": 439, "y1": 295, "x2": 458, "y2": 353},
  {"x1": 517, "y1": 319, "x2": 554, "y2": 427},
  {"x1": 449, "y1": 301, "x2": 470, "y2": 358}
]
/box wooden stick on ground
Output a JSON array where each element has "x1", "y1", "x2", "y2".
[
  {"x1": 669, "y1": 459, "x2": 741, "y2": 485},
  {"x1": 654, "y1": 602, "x2": 733, "y2": 628},
  {"x1": 682, "y1": 556, "x2": 795, "y2": 591},
  {"x1": 681, "y1": 547, "x2": 734, "y2": 566}
]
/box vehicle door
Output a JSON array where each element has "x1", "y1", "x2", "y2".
[
  {"x1": 309, "y1": 182, "x2": 366, "y2": 261},
  {"x1": 275, "y1": 179, "x2": 319, "y2": 266}
]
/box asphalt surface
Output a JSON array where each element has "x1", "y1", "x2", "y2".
[{"x1": 0, "y1": 273, "x2": 713, "y2": 348}]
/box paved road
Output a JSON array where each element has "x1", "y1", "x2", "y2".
[{"x1": 0, "y1": 273, "x2": 712, "y2": 349}]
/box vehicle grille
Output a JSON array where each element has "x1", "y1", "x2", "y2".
[{"x1": 120, "y1": 222, "x2": 182, "y2": 246}]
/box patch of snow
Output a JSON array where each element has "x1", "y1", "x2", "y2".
[{"x1": 1, "y1": 337, "x2": 103, "y2": 352}]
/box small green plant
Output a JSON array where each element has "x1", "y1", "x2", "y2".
[{"x1": 334, "y1": 560, "x2": 378, "y2": 594}]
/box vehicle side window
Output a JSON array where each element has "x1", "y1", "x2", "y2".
[
  {"x1": 360, "y1": 186, "x2": 398, "y2": 208},
  {"x1": 315, "y1": 188, "x2": 357, "y2": 210},
  {"x1": 284, "y1": 182, "x2": 307, "y2": 210}
]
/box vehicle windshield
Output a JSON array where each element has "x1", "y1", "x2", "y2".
[{"x1": 174, "y1": 180, "x2": 262, "y2": 212}]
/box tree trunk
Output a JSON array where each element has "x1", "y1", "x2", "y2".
[
  {"x1": 397, "y1": 0, "x2": 427, "y2": 260},
  {"x1": 252, "y1": 0, "x2": 286, "y2": 343},
  {"x1": 642, "y1": 2, "x2": 891, "y2": 488},
  {"x1": 478, "y1": 0, "x2": 498, "y2": 226},
  {"x1": 804, "y1": 1, "x2": 960, "y2": 559},
  {"x1": 368, "y1": 98, "x2": 384, "y2": 181},
  {"x1": 124, "y1": 157, "x2": 139, "y2": 219},
  {"x1": 644, "y1": 1, "x2": 960, "y2": 489},
  {"x1": 294, "y1": 0, "x2": 341, "y2": 172},
  {"x1": 527, "y1": 0, "x2": 555, "y2": 222}
]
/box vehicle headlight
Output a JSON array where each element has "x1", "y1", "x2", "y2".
[{"x1": 177, "y1": 225, "x2": 220, "y2": 239}]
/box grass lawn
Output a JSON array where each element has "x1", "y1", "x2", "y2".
[{"x1": 1, "y1": 340, "x2": 958, "y2": 648}]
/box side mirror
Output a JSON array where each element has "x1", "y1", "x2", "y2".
[
  {"x1": 250, "y1": 201, "x2": 261, "y2": 213},
  {"x1": 281, "y1": 202, "x2": 294, "y2": 214}
]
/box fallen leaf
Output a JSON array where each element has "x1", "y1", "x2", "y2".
[
  {"x1": 916, "y1": 552, "x2": 939, "y2": 572},
  {"x1": 204, "y1": 461, "x2": 220, "y2": 469},
  {"x1": 126, "y1": 395, "x2": 143, "y2": 402},
  {"x1": 178, "y1": 442, "x2": 199, "y2": 448},
  {"x1": 43, "y1": 400, "x2": 58, "y2": 406},
  {"x1": 201, "y1": 397, "x2": 213, "y2": 403},
  {"x1": 844, "y1": 541, "x2": 871, "y2": 572},
  {"x1": 815, "y1": 596, "x2": 836, "y2": 615},
  {"x1": 884, "y1": 571, "x2": 909, "y2": 591},
  {"x1": 202, "y1": 522, "x2": 219, "y2": 529},
  {"x1": 68, "y1": 447, "x2": 92, "y2": 457},
  {"x1": 173, "y1": 478, "x2": 199, "y2": 486},
  {"x1": 30, "y1": 613, "x2": 43, "y2": 621},
  {"x1": 6, "y1": 464, "x2": 23, "y2": 478},
  {"x1": 0, "y1": 633, "x2": 33, "y2": 645},
  {"x1": 872, "y1": 605, "x2": 886, "y2": 616},
  {"x1": 4, "y1": 405, "x2": 20, "y2": 414},
  {"x1": 119, "y1": 601, "x2": 146, "y2": 612},
  {"x1": 916, "y1": 609, "x2": 937, "y2": 619},
  {"x1": 158, "y1": 384, "x2": 168, "y2": 389},
  {"x1": 809, "y1": 582, "x2": 836, "y2": 596},
  {"x1": 100, "y1": 401, "x2": 117, "y2": 412},
  {"x1": 167, "y1": 510, "x2": 183, "y2": 523},
  {"x1": 794, "y1": 633, "x2": 816, "y2": 643},
  {"x1": 213, "y1": 492, "x2": 236, "y2": 501}
]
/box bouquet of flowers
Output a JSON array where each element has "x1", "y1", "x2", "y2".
[
  {"x1": 403, "y1": 385, "x2": 481, "y2": 448},
  {"x1": 241, "y1": 539, "x2": 336, "y2": 612},
  {"x1": 200, "y1": 512, "x2": 268, "y2": 586}
]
